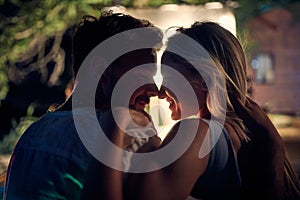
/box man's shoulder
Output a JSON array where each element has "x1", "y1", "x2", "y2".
[{"x1": 18, "y1": 111, "x2": 76, "y2": 141}]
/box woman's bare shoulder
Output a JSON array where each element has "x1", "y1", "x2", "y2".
[{"x1": 161, "y1": 118, "x2": 209, "y2": 147}]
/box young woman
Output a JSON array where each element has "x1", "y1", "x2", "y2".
[
  {"x1": 125, "y1": 21, "x2": 299, "y2": 200},
  {"x1": 125, "y1": 21, "x2": 246, "y2": 200}
]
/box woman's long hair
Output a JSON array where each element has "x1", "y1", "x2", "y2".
[{"x1": 164, "y1": 21, "x2": 250, "y2": 142}]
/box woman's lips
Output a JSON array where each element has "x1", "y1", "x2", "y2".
[{"x1": 168, "y1": 99, "x2": 175, "y2": 111}]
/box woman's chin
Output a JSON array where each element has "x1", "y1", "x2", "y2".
[{"x1": 171, "y1": 113, "x2": 180, "y2": 121}]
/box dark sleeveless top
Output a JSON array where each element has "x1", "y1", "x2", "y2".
[{"x1": 190, "y1": 119, "x2": 242, "y2": 200}]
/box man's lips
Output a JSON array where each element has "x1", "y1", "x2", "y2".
[
  {"x1": 135, "y1": 96, "x2": 150, "y2": 108},
  {"x1": 137, "y1": 100, "x2": 146, "y2": 107}
]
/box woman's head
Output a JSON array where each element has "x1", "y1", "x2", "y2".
[
  {"x1": 161, "y1": 21, "x2": 249, "y2": 140},
  {"x1": 160, "y1": 52, "x2": 209, "y2": 120},
  {"x1": 180, "y1": 21, "x2": 248, "y2": 103}
]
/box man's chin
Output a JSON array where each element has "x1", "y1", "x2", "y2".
[
  {"x1": 132, "y1": 101, "x2": 145, "y2": 110},
  {"x1": 136, "y1": 105, "x2": 146, "y2": 111}
]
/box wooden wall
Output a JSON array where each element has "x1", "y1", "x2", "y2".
[{"x1": 248, "y1": 7, "x2": 300, "y2": 114}]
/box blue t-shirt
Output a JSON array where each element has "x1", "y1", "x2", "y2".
[
  {"x1": 4, "y1": 110, "x2": 93, "y2": 200},
  {"x1": 4, "y1": 107, "x2": 158, "y2": 199}
]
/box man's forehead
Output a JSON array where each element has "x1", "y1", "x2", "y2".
[
  {"x1": 117, "y1": 49, "x2": 156, "y2": 68},
  {"x1": 115, "y1": 63, "x2": 156, "y2": 76}
]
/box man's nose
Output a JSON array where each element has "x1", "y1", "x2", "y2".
[
  {"x1": 158, "y1": 85, "x2": 167, "y2": 99},
  {"x1": 146, "y1": 90, "x2": 158, "y2": 97},
  {"x1": 145, "y1": 84, "x2": 159, "y2": 97}
]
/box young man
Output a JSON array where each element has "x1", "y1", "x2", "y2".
[{"x1": 4, "y1": 11, "x2": 162, "y2": 199}]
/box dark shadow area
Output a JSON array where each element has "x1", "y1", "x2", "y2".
[{"x1": 0, "y1": 26, "x2": 75, "y2": 140}]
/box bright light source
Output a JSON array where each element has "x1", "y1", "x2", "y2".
[
  {"x1": 218, "y1": 12, "x2": 237, "y2": 36},
  {"x1": 153, "y1": 49, "x2": 164, "y2": 90},
  {"x1": 153, "y1": 73, "x2": 163, "y2": 91},
  {"x1": 160, "y1": 4, "x2": 179, "y2": 11},
  {"x1": 103, "y1": 5, "x2": 126, "y2": 13},
  {"x1": 148, "y1": 96, "x2": 175, "y2": 140},
  {"x1": 205, "y1": 2, "x2": 223, "y2": 9}
]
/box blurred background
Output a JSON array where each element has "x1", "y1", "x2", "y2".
[{"x1": 0, "y1": 0, "x2": 300, "y2": 190}]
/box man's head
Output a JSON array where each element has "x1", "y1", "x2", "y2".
[
  {"x1": 72, "y1": 11, "x2": 162, "y2": 76},
  {"x1": 72, "y1": 10, "x2": 163, "y2": 110}
]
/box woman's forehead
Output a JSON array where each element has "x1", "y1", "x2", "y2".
[{"x1": 161, "y1": 58, "x2": 204, "y2": 83}]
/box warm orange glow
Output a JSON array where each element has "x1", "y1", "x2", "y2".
[{"x1": 149, "y1": 96, "x2": 176, "y2": 140}]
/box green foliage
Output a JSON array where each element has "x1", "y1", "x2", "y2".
[
  {"x1": 182, "y1": 0, "x2": 220, "y2": 4},
  {"x1": 0, "y1": 0, "x2": 113, "y2": 100},
  {"x1": 0, "y1": 1, "x2": 106, "y2": 63},
  {"x1": 121, "y1": 0, "x2": 134, "y2": 7},
  {"x1": 0, "y1": 107, "x2": 38, "y2": 154},
  {"x1": 147, "y1": 0, "x2": 176, "y2": 7},
  {"x1": 236, "y1": 29, "x2": 258, "y2": 75},
  {"x1": 234, "y1": 0, "x2": 300, "y2": 31},
  {"x1": 0, "y1": 68, "x2": 8, "y2": 100}
]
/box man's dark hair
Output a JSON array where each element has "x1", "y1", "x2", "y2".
[
  {"x1": 72, "y1": 10, "x2": 162, "y2": 77},
  {"x1": 71, "y1": 10, "x2": 162, "y2": 110}
]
